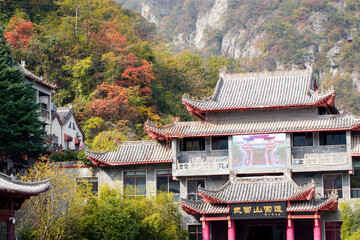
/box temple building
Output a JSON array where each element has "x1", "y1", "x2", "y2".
[
  {"x1": 86, "y1": 68, "x2": 360, "y2": 240},
  {"x1": 0, "y1": 172, "x2": 50, "y2": 240}
]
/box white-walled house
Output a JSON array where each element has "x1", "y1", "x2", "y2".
[
  {"x1": 52, "y1": 105, "x2": 85, "y2": 151},
  {"x1": 19, "y1": 61, "x2": 56, "y2": 135}
]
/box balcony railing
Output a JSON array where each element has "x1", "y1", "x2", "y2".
[
  {"x1": 177, "y1": 156, "x2": 229, "y2": 170},
  {"x1": 292, "y1": 152, "x2": 347, "y2": 166}
]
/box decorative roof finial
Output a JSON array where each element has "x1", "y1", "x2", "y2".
[
  {"x1": 220, "y1": 67, "x2": 227, "y2": 78},
  {"x1": 229, "y1": 170, "x2": 237, "y2": 181},
  {"x1": 283, "y1": 167, "x2": 292, "y2": 178}
]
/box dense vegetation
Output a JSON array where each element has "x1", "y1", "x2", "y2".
[
  {"x1": 340, "y1": 200, "x2": 360, "y2": 240},
  {"x1": 0, "y1": 28, "x2": 46, "y2": 164},
  {"x1": 0, "y1": 0, "x2": 236, "y2": 149},
  {"x1": 17, "y1": 161, "x2": 186, "y2": 240},
  {"x1": 3, "y1": 0, "x2": 360, "y2": 149}
]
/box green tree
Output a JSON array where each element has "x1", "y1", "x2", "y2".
[
  {"x1": 340, "y1": 200, "x2": 360, "y2": 240},
  {"x1": 76, "y1": 184, "x2": 187, "y2": 240},
  {"x1": 17, "y1": 160, "x2": 93, "y2": 240},
  {"x1": 0, "y1": 28, "x2": 46, "y2": 164}
]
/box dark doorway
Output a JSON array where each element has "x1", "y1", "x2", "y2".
[
  {"x1": 295, "y1": 220, "x2": 313, "y2": 240},
  {"x1": 211, "y1": 221, "x2": 228, "y2": 240},
  {"x1": 247, "y1": 225, "x2": 285, "y2": 240}
]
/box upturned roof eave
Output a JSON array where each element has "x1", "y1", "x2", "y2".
[{"x1": 182, "y1": 91, "x2": 336, "y2": 114}]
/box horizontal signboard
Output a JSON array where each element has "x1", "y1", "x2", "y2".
[{"x1": 230, "y1": 202, "x2": 287, "y2": 219}]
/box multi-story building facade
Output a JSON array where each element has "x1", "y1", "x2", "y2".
[{"x1": 86, "y1": 68, "x2": 360, "y2": 240}]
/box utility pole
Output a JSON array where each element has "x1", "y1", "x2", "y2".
[{"x1": 75, "y1": 5, "x2": 78, "y2": 37}]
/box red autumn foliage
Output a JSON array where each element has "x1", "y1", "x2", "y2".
[
  {"x1": 120, "y1": 59, "x2": 155, "y2": 96},
  {"x1": 88, "y1": 83, "x2": 133, "y2": 122},
  {"x1": 5, "y1": 15, "x2": 34, "y2": 49},
  {"x1": 87, "y1": 18, "x2": 127, "y2": 54}
]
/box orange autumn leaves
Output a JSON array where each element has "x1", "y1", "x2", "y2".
[{"x1": 4, "y1": 15, "x2": 33, "y2": 50}]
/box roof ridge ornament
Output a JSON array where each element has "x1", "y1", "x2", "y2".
[
  {"x1": 283, "y1": 167, "x2": 292, "y2": 178},
  {"x1": 220, "y1": 67, "x2": 227, "y2": 78}
]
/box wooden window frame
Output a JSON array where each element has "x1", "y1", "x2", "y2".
[
  {"x1": 211, "y1": 136, "x2": 229, "y2": 150},
  {"x1": 188, "y1": 224, "x2": 202, "y2": 240},
  {"x1": 180, "y1": 138, "x2": 206, "y2": 151},
  {"x1": 325, "y1": 221, "x2": 341, "y2": 240},
  {"x1": 323, "y1": 174, "x2": 343, "y2": 198},
  {"x1": 319, "y1": 131, "x2": 346, "y2": 146},
  {"x1": 292, "y1": 132, "x2": 314, "y2": 147},
  {"x1": 123, "y1": 170, "x2": 147, "y2": 199},
  {"x1": 156, "y1": 170, "x2": 180, "y2": 201},
  {"x1": 187, "y1": 179, "x2": 205, "y2": 201}
]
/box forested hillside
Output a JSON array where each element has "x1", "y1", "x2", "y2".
[
  {"x1": 2, "y1": 0, "x2": 360, "y2": 150},
  {"x1": 0, "y1": 0, "x2": 239, "y2": 149},
  {"x1": 121, "y1": 0, "x2": 360, "y2": 114}
]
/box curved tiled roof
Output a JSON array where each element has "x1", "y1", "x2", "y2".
[
  {"x1": 198, "y1": 174, "x2": 315, "y2": 203},
  {"x1": 0, "y1": 172, "x2": 50, "y2": 196},
  {"x1": 287, "y1": 192, "x2": 338, "y2": 212},
  {"x1": 86, "y1": 141, "x2": 172, "y2": 166},
  {"x1": 19, "y1": 64, "x2": 56, "y2": 90},
  {"x1": 179, "y1": 199, "x2": 229, "y2": 214},
  {"x1": 179, "y1": 193, "x2": 338, "y2": 215},
  {"x1": 182, "y1": 69, "x2": 334, "y2": 112},
  {"x1": 146, "y1": 114, "x2": 360, "y2": 139},
  {"x1": 351, "y1": 134, "x2": 360, "y2": 156}
]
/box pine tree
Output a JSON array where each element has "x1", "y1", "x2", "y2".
[{"x1": 0, "y1": 27, "x2": 46, "y2": 166}]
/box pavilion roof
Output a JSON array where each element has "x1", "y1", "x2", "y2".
[
  {"x1": 198, "y1": 173, "x2": 315, "y2": 203},
  {"x1": 145, "y1": 114, "x2": 360, "y2": 139},
  {"x1": 287, "y1": 192, "x2": 338, "y2": 212},
  {"x1": 0, "y1": 172, "x2": 50, "y2": 196},
  {"x1": 86, "y1": 141, "x2": 172, "y2": 166},
  {"x1": 182, "y1": 69, "x2": 335, "y2": 114},
  {"x1": 179, "y1": 192, "x2": 338, "y2": 215}
]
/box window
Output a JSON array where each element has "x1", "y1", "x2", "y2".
[
  {"x1": 324, "y1": 174, "x2": 342, "y2": 198},
  {"x1": 318, "y1": 107, "x2": 328, "y2": 115},
  {"x1": 292, "y1": 133, "x2": 313, "y2": 147},
  {"x1": 325, "y1": 221, "x2": 341, "y2": 240},
  {"x1": 77, "y1": 177, "x2": 98, "y2": 194},
  {"x1": 156, "y1": 170, "x2": 180, "y2": 201},
  {"x1": 0, "y1": 222, "x2": 9, "y2": 240},
  {"x1": 319, "y1": 131, "x2": 346, "y2": 145},
  {"x1": 211, "y1": 136, "x2": 228, "y2": 150},
  {"x1": 180, "y1": 138, "x2": 205, "y2": 151},
  {"x1": 187, "y1": 179, "x2": 205, "y2": 200},
  {"x1": 124, "y1": 171, "x2": 146, "y2": 199},
  {"x1": 351, "y1": 169, "x2": 360, "y2": 198},
  {"x1": 188, "y1": 225, "x2": 202, "y2": 240}
]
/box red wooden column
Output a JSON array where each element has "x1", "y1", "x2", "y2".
[
  {"x1": 228, "y1": 219, "x2": 236, "y2": 240},
  {"x1": 202, "y1": 219, "x2": 210, "y2": 240},
  {"x1": 314, "y1": 212, "x2": 321, "y2": 240},
  {"x1": 9, "y1": 199, "x2": 15, "y2": 240},
  {"x1": 286, "y1": 213, "x2": 295, "y2": 240}
]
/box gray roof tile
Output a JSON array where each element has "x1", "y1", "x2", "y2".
[
  {"x1": 57, "y1": 107, "x2": 73, "y2": 125},
  {"x1": 198, "y1": 174, "x2": 315, "y2": 203},
  {"x1": 86, "y1": 141, "x2": 172, "y2": 166},
  {"x1": 179, "y1": 199, "x2": 229, "y2": 214},
  {"x1": 352, "y1": 134, "x2": 360, "y2": 155},
  {"x1": 183, "y1": 69, "x2": 334, "y2": 111},
  {"x1": 287, "y1": 192, "x2": 338, "y2": 211},
  {"x1": 19, "y1": 64, "x2": 56, "y2": 89},
  {"x1": 0, "y1": 172, "x2": 50, "y2": 195},
  {"x1": 179, "y1": 192, "x2": 338, "y2": 214},
  {"x1": 146, "y1": 115, "x2": 360, "y2": 138}
]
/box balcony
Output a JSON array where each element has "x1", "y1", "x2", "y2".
[{"x1": 292, "y1": 152, "x2": 348, "y2": 166}]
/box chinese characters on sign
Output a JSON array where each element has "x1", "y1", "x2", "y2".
[{"x1": 230, "y1": 202, "x2": 287, "y2": 219}]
